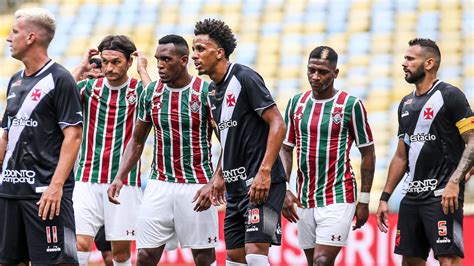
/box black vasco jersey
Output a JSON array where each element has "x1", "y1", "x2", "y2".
[
  {"x1": 398, "y1": 80, "x2": 472, "y2": 205},
  {"x1": 0, "y1": 61, "x2": 83, "y2": 199},
  {"x1": 209, "y1": 63, "x2": 286, "y2": 197}
]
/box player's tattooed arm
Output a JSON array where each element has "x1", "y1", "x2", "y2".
[
  {"x1": 449, "y1": 130, "x2": 474, "y2": 184},
  {"x1": 442, "y1": 129, "x2": 474, "y2": 214}
]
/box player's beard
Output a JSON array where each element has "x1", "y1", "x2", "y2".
[{"x1": 405, "y1": 65, "x2": 425, "y2": 84}]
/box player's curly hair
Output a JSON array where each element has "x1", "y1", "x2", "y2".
[{"x1": 194, "y1": 18, "x2": 237, "y2": 59}]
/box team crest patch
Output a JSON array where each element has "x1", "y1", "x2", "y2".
[
  {"x1": 126, "y1": 93, "x2": 136, "y2": 104},
  {"x1": 226, "y1": 93, "x2": 236, "y2": 107},
  {"x1": 332, "y1": 107, "x2": 343, "y2": 124},
  {"x1": 190, "y1": 100, "x2": 201, "y2": 113},
  {"x1": 31, "y1": 88, "x2": 42, "y2": 101},
  {"x1": 423, "y1": 106, "x2": 434, "y2": 120}
]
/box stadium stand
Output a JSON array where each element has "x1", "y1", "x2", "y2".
[{"x1": 0, "y1": 0, "x2": 472, "y2": 214}]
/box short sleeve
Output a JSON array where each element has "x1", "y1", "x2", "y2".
[
  {"x1": 1, "y1": 77, "x2": 13, "y2": 130},
  {"x1": 138, "y1": 81, "x2": 154, "y2": 122},
  {"x1": 283, "y1": 97, "x2": 296, "y2": 147},
  {"x1": 242, "y1": 69, "x2": 275, "y2": 116},
  {"x1": 349, "y1": 99, "x2": 374, "y2": 147},
  {"x1": 445, "y1": 86, "x2": 473, "y2": 124},
  {"x1": 396, "y1": 99, "x2": 405, "y2": 138},
  {"x1": 55, "y1": 72, "x2": 83, "y2": 129}
]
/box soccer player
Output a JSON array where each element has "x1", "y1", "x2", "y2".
[
  {"x1": 108, "y1": 34, "x2": 218, "y2": 266},
  {"x1": 0, "y1": 8, "x2": 82, "y2": 264},
  {"x1": 376, "y1": 38, "x2": 473, "y2": 265},
  {"x1": 192, "y1": 19, "x2": 287, "y2": 266},
  {"x1": 279, "y1": 46, "x2": 376, "y2": 266},
  {"x1": 71, "y1": 35, "x2": 151, "y2": 266}
]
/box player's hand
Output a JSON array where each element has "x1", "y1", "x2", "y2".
[
  {"x1": 107, "y1": 178, "x2": 124, "y2": 205},
  {"x1": 282, "y1": 190, "x2": 302, "y2": 223},
  {"x1": 37, "y1": 182, "x2": 63, "y2": 220},
  {"x1": 376, "y1": 200, "x2": 389, "y2": 233},
  {"x1": 193, "y1": 183, "x2": 213, "y2": 212},
  {"x1": 441, "y1": 180, "x2": 460, "y2": 214},
  {"x1": 80, "y1": 48, "x2": 99, "y2": 68},
  {"x1": 210, "y1": 174, "x2": 226, "y2": 206},
  {"x1": 353, "y1": 202, "x2": 369, "y2": 230},
  {"x1": 248, "y1": 170, "x2": 271, "y2": 205},
  {"x1": 133, "y1": 51, "x2": 148, "y2": 72}
]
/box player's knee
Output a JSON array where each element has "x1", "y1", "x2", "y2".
[
  {"x1": 244, "y1": 243, "x2": 270, "y2": 255},
  {"x1": 192, "y1": 249, "x2": 215, "y2": 266},
  {"x1": 438, "y1": 255, "x2": 461, "y2": 266},
  {"x1": 313, "y1": 254, "x2": 335, "y2": 266},
  {"x1": 112, "y1": 250, "x2": 131, "y2": 263},
  {"x1": 76, "y1": 235, "x2": 93, "y2": 252},
  {"x1": 137, "y1": 249, "x2": 157, "y2": 265}
]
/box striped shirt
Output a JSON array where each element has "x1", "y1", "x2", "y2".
[
  {"x1": 75, "y1": 77, "x2": 143, "y2": 186},
  {"x1": 284, "y1": 90, "x2": 373, "y2": 208},
  {"x1": 138, "y1": 77, "x2": 213, "y2": 183}
]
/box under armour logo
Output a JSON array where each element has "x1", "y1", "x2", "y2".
[
  {"x1": 126, "y1": 230, "x2": 135, "y2": 236},
  {"x1": 208, "y1": 236, "x2": 217, "y2": 243},
  {"x1": 331, "y1": 235, "x2": 342, "y2": 241}
]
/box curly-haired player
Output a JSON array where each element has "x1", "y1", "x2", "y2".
[{"x1": 192, "y1": 18, "x2": 287, "y2": 266}]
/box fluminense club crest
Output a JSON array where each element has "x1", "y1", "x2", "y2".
[{"x1": 190, "y1": 100, "x2": 201, "y2": 113}]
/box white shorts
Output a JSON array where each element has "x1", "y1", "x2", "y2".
[
  {"x1": 73, "y1": 181, "x2": 142, "y2": 241},
  {"x1": 297, "y1": 203, "x2": 356, "y2": 248},
  {"x1": 136, "y1": 180, "x2": 219, "y2": 250}
]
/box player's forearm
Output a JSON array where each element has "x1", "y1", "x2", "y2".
[
  {"x1": 259, "y1": 112, "x2": 286, "y2": 173},
  {"x1": 137, "y1": 66, "x2": 151, "y2": 88},
  {"x1": 0, "y1": 130, "x2": 8, "y2": 167},
  {"x1": 359, "y1": 145, "x2": 376, "y2": 193},
  {"x1": 71, "y1": 63, "x2": 89, "y2": 82},
  {"x1": 115, "y1": 137, "x2": 145, "y2": 182},
  {"x1": 450, "y1": 130, "x2": 474, "y2": 184},
  {"x1": 279, "y1": 144, "x2": 293, "y2": 182},
  {"x1": 51, "y1": 126, "x2": 82, "y2": 187},
  {"x1": 383, "y1": 153, "x2": 407, "y2": 194}
]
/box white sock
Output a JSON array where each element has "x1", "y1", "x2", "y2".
[
  {"x1": 77, "y1": 251, "x2": 91, "y2": 266},
  {"x1": 245, "y1": 254, "x2": 269, "y2": 266},
  {"x1": 211, "y1": 261, "x2": 217, "y2": 266},
  {"x1": 113, "y1": 257, "x2": 131, "y2": 266},
  {"x1": 226, "y1": 260, "x2": 247, "y2": 266}
]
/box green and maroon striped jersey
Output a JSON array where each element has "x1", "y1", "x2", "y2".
[
  {"x1": 75, "y1": 77, "x2": 143, "y2": 186},
  {"x1": 284, "y1": 90, "x2": 373, "y2": 208},
  {"x1": 138, "y1": 77, "x2": 213, "y2": 183}
]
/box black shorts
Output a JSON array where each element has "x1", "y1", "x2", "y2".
[
  {"x1": 0, "y1": 197, "x2": 78, "y2": 265},
  {"x1": 224, "y1": 182, "x2": 285, "y2": 250},
  {"x1": 395, "y1": 201, "x2": 464, "y2": 260},
  {"x1": 94, "y1": 226, "x2": 111, "y2": 252}
]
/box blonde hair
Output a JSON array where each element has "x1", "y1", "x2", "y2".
[{"x1": 15, "y1": 7, "x2": 56, "y2": 46}]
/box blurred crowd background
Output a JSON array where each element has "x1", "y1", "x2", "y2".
[{"x1": 0, "y1": 0, "x2": 472, "y2": 213}]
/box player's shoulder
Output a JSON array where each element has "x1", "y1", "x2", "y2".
[
  {"x1": 49, "y1": 62, "x2": 75, "y2": 80},
  {"x1": 231, "y1": 63, "x2": 261, "y2": 80},
  {"x1": 437, "y1": 81, "x2": 464, "y2": 97}
]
